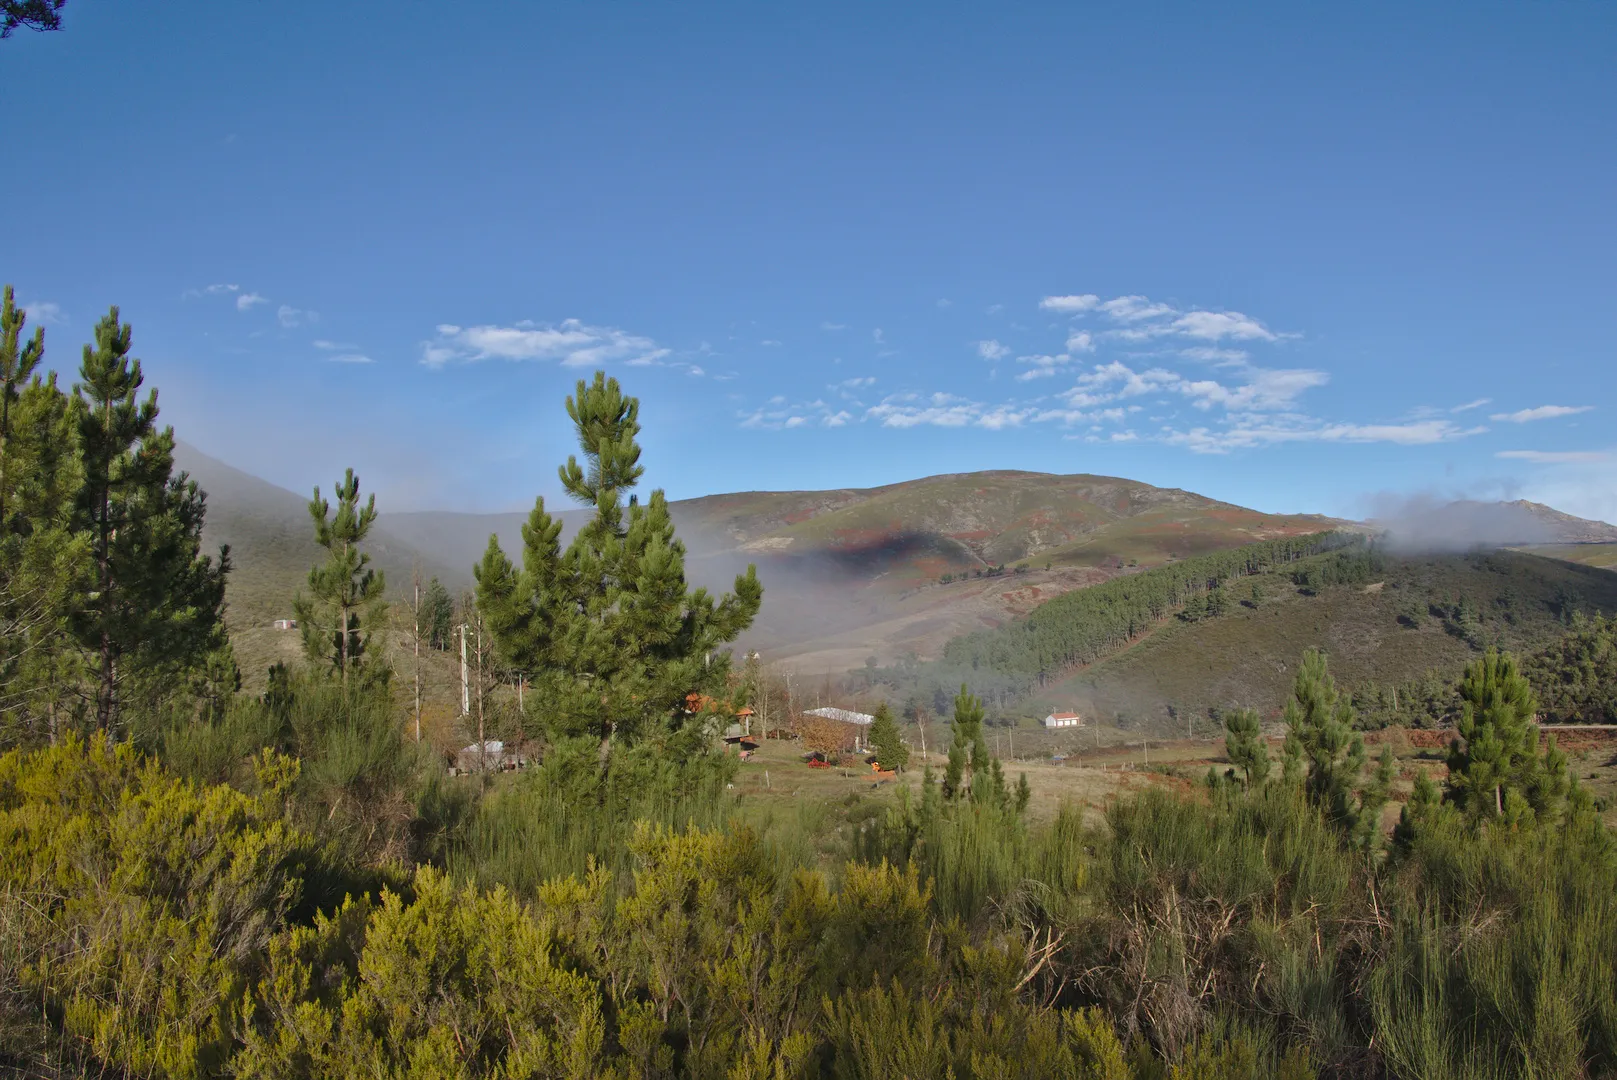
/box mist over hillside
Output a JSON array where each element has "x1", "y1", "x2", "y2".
[{"x1": 176, "y1": 441, "x2": 1617, "y2": 677}]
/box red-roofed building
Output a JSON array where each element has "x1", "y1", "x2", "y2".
[{"x1": 1043, "y1": 711, "x2": 1083, "y2": 729}]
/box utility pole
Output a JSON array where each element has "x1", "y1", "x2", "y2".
[
  {"x1": 459, "y1": 623, "x2": 470, "y2": 717},
  {"x1": 476, "y1": 625, "x2": 486, "y2": 787},
  {"x1": 412, "y1": 567, "x2": 422, "y2": 744}
]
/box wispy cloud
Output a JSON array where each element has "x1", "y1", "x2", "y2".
[
  {"x1": 313, "y1": 339, "x2": 357, "y2": 351},
  {"x1": 1497, "y1": 449, "x2": 1609, "y2": 463},
  {"x1": 1164, "y1": 418, "x2": 1484, "y2": 454},
  {"x1": 1489, "y1": 405, "x2": 1593, "y2": 423},
  {"x1": 421, "y1": 319, "x2": 670, "y2": 369},
  {"x1": 1039, "y1": 294, "x2": 1100, "y2": 314},
  {"x1": 277, "y1": 304, "x2": 316, "y2": 327},
  {"x1": 975, "y1": 339, "x2": 1010, "y2": 361},
  {"x1": 18, "y1": 300, "x2": 64, "y2": 325},
  {"x1": 739, "y1": 397, "x2": 852, "y2": 430},
  {"x1": 1451, "y1": 397, "x2": 1491, "y2": 413},
  {"x1": 1041, "y1": 291, "x2": 1287, "y2": 344},
  {"x1": 236, "y1": 292, "x2": 268, "y2": 311},
  {"x1": 760, "y1": 339, "x2": 782, "y2": 347},
  {"x1": 872, "y1": 328, "x2": 885, "y2": 344},
  {"x1": 327, "y1": 353, "x2": 374, "y2": 365},
  {"x1": 820, "y1": 321, "x2": 847, "y2": 331},
  {"x1": 183, "y1": 283, "x2": 240, "y2": 299}
]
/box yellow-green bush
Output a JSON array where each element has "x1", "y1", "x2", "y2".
[{"x1": 0, "y1": 734, "x2": 305, "y2": 1078}]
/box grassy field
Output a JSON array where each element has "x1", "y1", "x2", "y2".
[
  {"x1": 714, "y1": 721, "x2": 1617, "y2": 837},
  {"x1": 1518, "y1": 542, "x2": 1617, "y2": 569}
]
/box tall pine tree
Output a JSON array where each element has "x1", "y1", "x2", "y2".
[
  {"x1": 1446, "y1": 648, "x2": 1574, "y2": 824},
  {"x1": 476, "y1": 372, "x2": 762, "y2": 769},
  {"x1": 1280, "y1": 649, "x2": 1367, "y2": 827},
  {"x1": 73, "y1": 307, "x2": 228, "y2": 731},
  {"x1": 1222, "y1": 707, "x2": 1270, "y2": 790},
  {"x1": 0, "y1": 285, "x2": 43, "y2": 532},
  {"x1": 0, "y1": 288, "x2": 86, "y2": 744},
  {"x1": 868, "y1": 701, "x2": 909, "y2": 771},
  {"x1": 294, "y1": 468, "x2": 386, "y2": 687}
]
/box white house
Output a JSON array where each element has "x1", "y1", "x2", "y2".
[
  {"x1": 272, "y1": 619, "x2": 298, "y2": 631},
  {"x1": 804, "y1": 706, "x2": 875, "y2": 726},
  {"x1": 1043, "y1": 711, "x2": 1083, "y2": 729}
]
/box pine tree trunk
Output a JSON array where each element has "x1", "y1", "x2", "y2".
[
  {"x1": 0, "y1": 387, "x2": 11, "y2": 528},
  {"x1": 96, "y1": 475, "x2": 113, "y2": 731}
]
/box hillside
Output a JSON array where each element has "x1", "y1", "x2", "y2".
[
  {"x1": 1038, "y1": 549, "x2": 1617, "y2": 732},
  {"x1": 177, "y1": 445, "x2": 1342, "y2": 671},
  {"x1": 1372, "y1": 498, "x2": 1617, "y2": 548}
]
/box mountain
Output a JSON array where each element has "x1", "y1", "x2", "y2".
[
  {"x1": 176, "y1": 442, "x2": 1617, "y2": 682},
  {"x1": 1370, "y1": 497, "x2": 1617, "y2": 549}
]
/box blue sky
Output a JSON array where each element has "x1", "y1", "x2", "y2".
[{"x1": 4, "y1": 1, "x2": 1614, "y2": 520}]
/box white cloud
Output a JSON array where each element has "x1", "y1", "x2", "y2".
[
  {"x1": 824, "y1": 410, "x2": 852, "y2": 427},
  {"x1": 821, "y1": 321, "x2": 847, "y2": 331},
  {"x1": 1497, "y1": 449, "x2": 1610, "y2": 463},
  {"x1": 1163, "y1": 417, "x2": 1483, "y2": 454},
  {"x1": 1100, "y1": 295, "x2": 1175, "y2": 322},
  {"x1": 1037, "y1": 291, "x2": 1287, "y2": 344},
  {"x1": 18, "y1": 300, "x2": 64, "y2": 325},
  {"x1": 837, "y1": 376, "x2": 876, "y2": 389},
  {"x1": 1015, "y1": 354, "x2": 1079, "y2": 381},
  {"x1": 1065, "y1": 330, "x2": 1096, "y2": 353},
  {"x1": 936, "y1": 299, "x2": 952, "y2": 309},
  {"x1": 986, "y1": 303, "x2": 1004, "y2": 315},
  {"x1": 760, "y1": 339, "x2": 782, "y2": 346},
  {"x1": 1169, "y1": 310, "x2": 1276, "y2": 342},
  {"x1": 421, "y1": 319, "x2": 670, "y2": 369},
  {"x1": 1451, "y1": 397, "x2": 1491, "y2": 413},
  {"x1": 1180, "y1": 346, "x2": 1249, "y2": 363},
  {"x1": 1489, "y1": 405, "x2": 1593, "y2": 423},
  {"x1": 687, "y1": 365, "x2": 705, "y2": 377},
  {"x1": 1039, "y1": 294, "x2": 1101, "y2": 313},
  {"x1": 236, "y1": 292, "x2": 268, "y2": 311},
  {"x1": 327, "y1": 353, "x2": 374, "y2": 364},
  {"x1": 278, "y1": 304, "x2": 317, "y2": 327},
  {"x1": 873, "y1": 328, "x2": 885, "y2": 344},
  {"x1": 183, "y1": 283, "x2": 239, "y2": 298},
  {"x1": 976, "y1": 339, "x2": 1010, "y2": 361},
  {"x1": 313, "y1": 339, "x2": 357, "y2": 351}
]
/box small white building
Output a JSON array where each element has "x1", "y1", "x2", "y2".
[
  {"x1": 455, "y1": 740, "x2": 508, "y2": 773},
  {"x1": 272, "y1": 619, "x2": 298, "y2": 631},
  {"x1": 803, "y1": 706, "x2": 876, "y2": 753},
  {"x1": 804, "y1": 707, "x2": 875, "y2": 727},
  {"x1": 1043, "y1": 711, "x2": 1083, "y2": 729}
]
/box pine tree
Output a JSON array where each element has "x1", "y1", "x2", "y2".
[
  {"x1": 73, "y1": 307, "x2": 229, "y2": 731},
  {"x1": 294, "y1": 468, "x2": 386, "y2": 687},
  {"x1": 422, "y1": 576, "x2": 455, "y2": 650},
  {"x1": 476, "y1": 373, "x2": 762, "y2": 769},
  {"x1": 1222, "y1": 707, "x2": 1270, "y2": 790},
  {"x1": 868, "y1": 702, "x2": 909, "y2": 771},
  {"x1": 0, "y1": 285, "x2": 43, "y2": 532},
  {"x1": 1446, "y1": 648, "x2": 1573, "y2": 823},
  {"x1": 1280, "y1": 648, "x2": 1366, "y2": 827}
]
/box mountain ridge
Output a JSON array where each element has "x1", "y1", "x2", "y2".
[{"x1": 173, "y1": 441, "x2": 1617, "y2": 674}]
